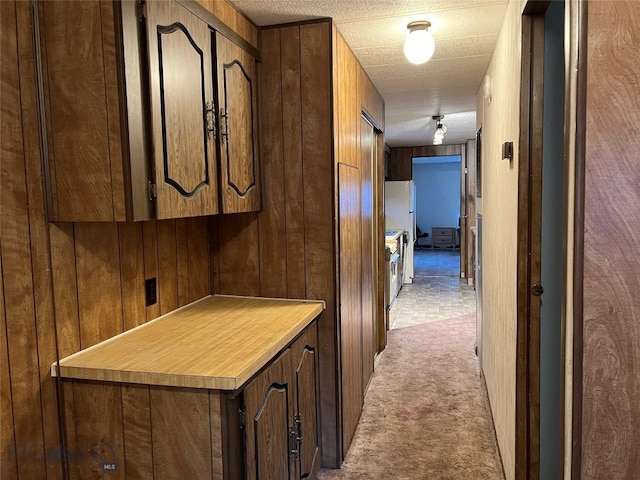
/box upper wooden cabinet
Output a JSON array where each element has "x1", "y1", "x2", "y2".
[
  {"x1": 37, "y1": 0, "x2": 261, "y2": 222},
  {"x1": 146, "y1": 1, "x2": 219, "y2": 219},
  {"x1": 214, "y1": 32, "x2": 262, "y2": 213}
]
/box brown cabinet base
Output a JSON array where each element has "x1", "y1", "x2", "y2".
[{"x1": 59, "y1": 322, "x2": 319, "y2": 480}]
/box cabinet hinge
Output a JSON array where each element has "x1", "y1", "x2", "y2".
[
  {"x1": 289, "y1": 413, "x2": 302, "y2": 459},
  {"x1": 148, "y1": 181, "x2": 157, "y2": 200},
  {"x1": 137, "y1": 0, "x2": 146, "y2": 21},
  {"x1": 239, "y1": 409, "x2": 246, "y2": 430}
]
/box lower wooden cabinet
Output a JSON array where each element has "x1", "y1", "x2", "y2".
[
  {"x1": 58, "y1": 322, "x2": 320, "y2": 480},
  {"x1": 244, "y1": 325, "x2": 320, "y2": 480}
]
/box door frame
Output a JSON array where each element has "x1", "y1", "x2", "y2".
[{"x1": 515, "y1": 2, "x2": 548, "y2": 479}]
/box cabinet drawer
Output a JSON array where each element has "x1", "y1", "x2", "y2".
[
  {"x1": 432, "y1": 227, "x2": 454, "y2": 236},
  {"x1": 432, "y1": 236, "x2": 455, "y2": 245}
]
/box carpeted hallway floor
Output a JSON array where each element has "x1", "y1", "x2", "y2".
[{"x1": 317, "y1": 250, "x2": 504, "y2": 480}]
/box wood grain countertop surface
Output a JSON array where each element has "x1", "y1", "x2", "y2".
[{"x1": 52, "y1": 295, "x2": 325, "y2": 390}]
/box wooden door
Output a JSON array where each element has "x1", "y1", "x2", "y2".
[
  {"x1": 338, "y1": 163, "x2": 363, "y2": 455},
  {"x1": 244, "y1": 349, "x2": 295, "y2": 480},
  {"x1": 572, "y1": 2, "x2": 640, "y2": 478},
  {"x1": 214, "y1": 32, "x2": 262, "y2": 213},
  {"x1": 292, "y1": 326, "x2": 320, "y2": 479},
  {"x1": 146, "y1": 1, "x2": 219, "y2": 219}
]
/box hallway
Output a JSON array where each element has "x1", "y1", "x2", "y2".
[{"x1": 318, "y1": 250, "x2": 504, "y2": 479}]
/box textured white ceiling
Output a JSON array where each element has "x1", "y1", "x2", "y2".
[{"x1": 229, "y1": 0, "x2": 509, "y2": 147}]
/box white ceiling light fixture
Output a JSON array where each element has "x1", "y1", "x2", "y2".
[
  {"x1": 404, "y1": 21, "x2": 436, "y2": 65},
  {"x1": 432, "y1": 115, "x2": 447, "y2": 145}
]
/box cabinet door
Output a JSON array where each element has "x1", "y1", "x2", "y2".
[
  {"x1": 146, "y1": 1, "x2": 219, "y2": 218},
  {"x1": 292, "y1": 326, "x2": 320, "y2": 479},
  {"x1": 214, "y1": 32, "x2": 262, "y2": 213},
  {"x1": 244, "y1": 349, "x2": 295, "y2": 480}
]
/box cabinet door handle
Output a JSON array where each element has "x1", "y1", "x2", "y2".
[
  {"x1": 219, "y1": 108, "x2": 229, "y2": 141},
  {"x1": 205, "y1": 102, "x2": 216, "y2": 140}
]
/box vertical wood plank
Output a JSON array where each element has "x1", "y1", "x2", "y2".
[
  {"x1": 299, "y1": 21, "x2": 339, "y2": 467},
  {"x1": 209, "y1": 393, "x2": 224, "y2": 480},
  {"x1": 359, "y1": 117, "x2": 375, "y2": 393},
  {"x1": 217, "y1": 214, "x2": 260, "y2": 296},
  {"x1": 15, "y1": 1, "x2": 62, "y2": 476},
  {"x1": 118, "y1": 223, "x2": 146, "y2": 331},
  {"x1": 334, "y1": 32, "x2": 359, "y2": 169},
  {"x1": 50, "y1": 223, "x2": 81, "y2": 358},
  {"x1": 150, "y1": 387, "x2": 213, "y2": 480},
  {"x1": 187, "y1": 216, "x2": 210, "y2": 302},
  {"x1": 176, "y1": 219, "x2": 190, "y2": 307},
  {"x1": 157, "y1": 220, "x2": 178, "y2": 315},
  {"x1": 121, "y1": 385, "x2": 153, "y2": 480},
  {"x1": 281, "y1": 26, "x2": 307, "y2": 299},
  {"x1": 195, "y1": 0, "x2": 258, "y2": 48},
  {"x1": 338, "y1": 163, "x2": 363, "y2": 455},
  {"x1": 61, "y1": 380, "x2": 79, "y2": 480},
  {"x1": 70, "y1": 381, "x2": 125, "y2": 480},
  {"x1": 142, "y1": 221, "x2": 160, "y2": 321},
  {"x1": 0, "y1": 252, "x2": 18, "y2": 479},
  {"x1": 75, "y1": 224, "x2": 123, "y2": 348},
  {"x1": 0, "y1": 1, "x2": 46, "y2": 476},
  {"x1": 100, "y1": 0, "x2": 126, "y2": 220},
  {"x1": 209, "y1": 217, "x2": 221, "y2": 294},
  {"x1": 257, "y1": 27, "x2": 288, "y2": 298}
]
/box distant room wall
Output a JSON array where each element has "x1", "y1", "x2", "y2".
[{"x1": 413, "y1": 157, "x2": 461, "y2": 245}]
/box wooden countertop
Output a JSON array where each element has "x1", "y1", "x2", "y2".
[{"x1": 52, "y1": 295, "x2": 324, "y2": 390}]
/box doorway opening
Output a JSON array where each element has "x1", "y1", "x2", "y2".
[
  {"x1": 412, "y1": 154, "x2": 462, "y2": 277},
  {"x1": 386, "y1": 153, "x2": 476, "y2": 331}
]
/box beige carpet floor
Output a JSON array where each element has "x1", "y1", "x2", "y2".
[{"x1": 318, "y1": 251, "x2": 504, "y2": 479}]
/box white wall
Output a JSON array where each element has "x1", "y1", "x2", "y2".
[
  {"x1": 413, "y1": 160, "x2": 460, "y2": 245},
  {"x1": 476, "y1": 0, "x2": 522, "y2": 478}
]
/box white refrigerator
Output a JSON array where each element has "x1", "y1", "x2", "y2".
[{"x1": 385, "y1": 180, "x2": 415, "y2": 284}]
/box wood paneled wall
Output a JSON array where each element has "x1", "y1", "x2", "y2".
[
  {"x1": 195, "y1": 0, "x2": 259, "y2": 48},
  {"x1": 0, "y1": 2, "x2": 260, "y2": 478},
  {"x1": 578, "y1": 1, "x2": 640, "y2": 478},
  {"x1": 1, "y1": 5, "x2": 383, "y2": 477},
  {"x1": 387, "y1": 144, "x2": 466, "y2": 181},
  {"x1": 219, "y1": 20, "x2": 384, "y2": 468},
  {"x1": 333, "y1": 26, "x2": 384, "y2": 459},
  {"x1": 215, "y1": 20, "x2": 339, "y2": 466}
]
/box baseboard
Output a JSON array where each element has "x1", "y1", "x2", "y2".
[{"x1": 480, "y1": 368, "x2": 508, "y2": 480}]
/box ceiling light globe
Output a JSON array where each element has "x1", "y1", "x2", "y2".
[
  {"x1": 404, "y1": 22, "x2": 435, "y2": 64},
  {"x1": 433, "y1": 138, "x2": 443, "y2": 145}
]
